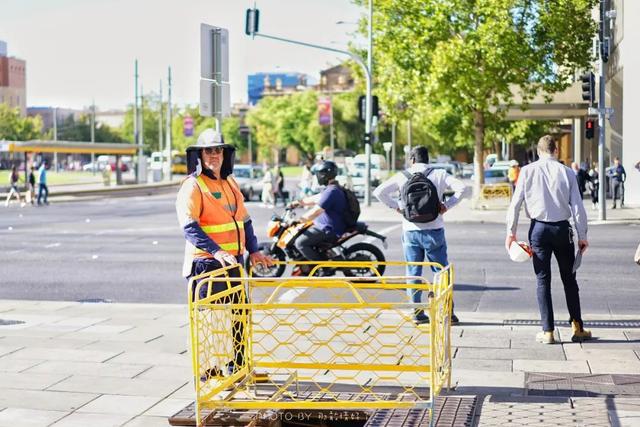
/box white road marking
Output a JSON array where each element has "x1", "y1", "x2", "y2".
[
  {"x1": 92, "y1": 255, "x2": 99, "y2": 259},
  {"x1": 45, "y1": 243, "x2": 61, "y2": 248},
  {"x1": 364, "y1": 223, "x2": 402, "y2": 243}
]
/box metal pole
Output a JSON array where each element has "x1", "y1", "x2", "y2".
[
  {"x1": 90, "y1": 100, "x2": 95, "y2": 175},
  {"x1": 391, "y1": 121, "x2": 396, "y2": 173},
  {"x1": 166, "y1": 67, "x2": 173, "y2": 181},
  {"x1": 364, "y1": 0, "x2": 373, "y2": 207},
  {"x1": 248, "y1": 132, "x2": 253, "y2": 166},
  {"x1": 329, "y1": 92, "x2": 334, "y2": 159},
  {"x1": 134, "y1": 59, "x2": 140, "y2": 183},
  {"x1": 158, "y1": 80, "x2": 163, "y2": 156},
  {"x1": 406, "y1": 118, "x2": 412, "y2": 168},
  {"x1": 140, "y1": 85, "x2": 145, "y2": 178},
  {"x1": 53, "y1": 107, "x2": 58, "y2": 173},
  {"x1": 598, "y1": 56, "x2": 606, "y2": 221}
]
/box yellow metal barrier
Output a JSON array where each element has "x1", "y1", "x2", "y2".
[
  {"x1": 189, "y1": 260, "x2": 453, "y2": 427},
  {"x1": 476, "y1": 183, "x2": 512, "y2": 209}
]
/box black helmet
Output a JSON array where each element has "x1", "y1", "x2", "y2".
[{"x1": 315, "y1": 160, "x2": 338, "y2": 186}]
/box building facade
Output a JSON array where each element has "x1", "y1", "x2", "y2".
[
  {"x1": 318, "y1": 64, "x2": 354, "y2": 93},
  {"x1": 247, "y1": 72, "x2": 310, "y2": 105},
  {"x1": 0, "y1": 41, "x2": 26, "y2": 116}
]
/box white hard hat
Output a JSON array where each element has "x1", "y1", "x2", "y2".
[
  {"x1": 509, "y1": 241, "x2": 532, "y2": 262},
  {"x1": 187, "y1": 128, "x2": 228, "y2": 151}
]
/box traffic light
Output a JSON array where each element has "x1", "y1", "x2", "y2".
[
  {"x1": 245, "y1": 8, "x2": 260, "y2": 36},
  {"x1": 580, "y1": 72, "x2": 595, "y2": 106},
  {"x1": 358, "y1": 95, "x2": 379, "y2": 123},
  {"x1": 585, "y1": 119, "x2": 595, "y2": 139},
  {"x1": 363, "y1": 132, "x2": 372, "y2": 146},
  {"x1": 599, "y1": 0, "x2": 609, "y2": 62}
]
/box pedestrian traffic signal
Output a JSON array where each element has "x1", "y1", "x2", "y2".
[
  {"x1": 585, "y1": 119, "x2": 595, "y2": 139},
  {"x1": 358, "y1": 95, "x2": 379, "y2": 123},
  {"x1": 363, "y1": 132, "x2": 372, "y2": 146},
  {"x1": 580, "y1": 72, "x2": 595, "y2": 106},
  {"x1": 245, "y1": 8, "x2": 260, "y2": 36}
]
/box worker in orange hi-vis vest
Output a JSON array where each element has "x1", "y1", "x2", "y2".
[{"x1": 176, "y1": 128, "x2": 272, "y2": 378}]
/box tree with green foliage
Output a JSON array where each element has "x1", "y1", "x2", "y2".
[
  {"x1": 122, "y1": 95, "x2": 164, "y2": 154},
  {"x1": 0, "y1": 104, "x2": 43, "y2": 141},
  {"x1": 365, "y1": 0, "x2": 596, "y2": 195}
]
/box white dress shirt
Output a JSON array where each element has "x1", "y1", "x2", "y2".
[
  {"x1": 506, "y1": 156, "x2": 588, "y2": 240},
  {"x1": 373, "y1": 163, "x2": 468, "y2": 231}
]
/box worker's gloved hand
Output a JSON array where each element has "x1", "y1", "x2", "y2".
[
  {"x1": 249, "y1": 251, "x2": 274, "y2": 268},
  {"x1": 212, "y1": 250, "x2": 238, "y2": 267}
]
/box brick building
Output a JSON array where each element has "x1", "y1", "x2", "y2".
[{"x1": 0, "y1": 41, "x2": 27, "y2": 116}]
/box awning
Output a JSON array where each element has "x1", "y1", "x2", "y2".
[{"x1": 2, "y1": 140, "x2": 142, "y2": 155}]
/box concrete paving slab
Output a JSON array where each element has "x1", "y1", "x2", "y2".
[
  {"x1": 53, "y1": 317, "x2": 110, "y2": 328},
  {"x1": 23, "y1": 360, "x2": 150, "y2": 378},
  {"x1": 75, "y1": 324, "x2": 134, "y2": 334},
  {"x1": 0, "y1": 407, "x2": 67, "y2": 427},
  {"x1": 50, "y1": 412, "x2": 132, "y2": 427},
  {"x1": 452, "y1": 358, "x2": 512, "y2": 372},
  {"x1": 0, "y1": 372, "x2": 70, "y2": 391},
  {"x1": 134, "y1": 365, "x2": 192, "y2": 381},
  {"x1": 0, "y1": 389, "x2": 98, "y2": 412},
  {"x1": 166, "y1": 382, "x2": 195, "y2": 399},
  {"x1": 455, "y1": 346, "x2": 565, "y2": 361},
  {"x1": 0, "y1": 344, "x2": 24, "y2": 357},
  {"x1": 59, "y1": 327, "x2": 165, "y2": 343},
  {"x1": 512, "y1": 359, "x2": 590, "y2": 373},
  {"x1": 76, "y1": 394, "x2": 161, "y2": 415},
  {"x1": 122, "y1": 415, "x2": 170, "y2": 427},
  {"x1": 0, "y1": 356, "x2": 42, "y2": 373},
  {"x1": 9, "y1": 347, "x2": 122, "y2": 363},
  {"x1": 451, "y1": 336, "x2": 510, "y2": 348},
  {"x1": 452, "y1": 369, "x2": 525, "y2": 389},
  {"x1": 143, "y1": 397, "x2": 192, "y2": 417},
  {"x1": 79, "y1": 340, "x2": 188, "y2": 354},
  {"x1": 107, "y1": 351, "x2": 190, "y2": 367},
  {"x1": 0, "y1": 336, "x2": 96, "y2": 350},
  {"x1": 563, "y1": 345, "x2": 639, "y2": 362},
  {"x1": 589, "y1": 359, "x2": 640, "y2": 374},
  {"x1": 48, "y1": 375, "x2": 187, "y2": 397}
]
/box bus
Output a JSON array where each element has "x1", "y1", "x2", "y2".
[{"x1": 150, "y1": 150, "x2": 187, "y2": 175}]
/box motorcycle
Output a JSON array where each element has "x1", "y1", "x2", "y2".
[{"x1": 247, "y1": 204, "x2": 388, "y2": 278}]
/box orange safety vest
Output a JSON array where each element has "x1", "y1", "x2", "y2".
[{"x1": 192, "y1": 174, "x2": 249, "y2": 258}]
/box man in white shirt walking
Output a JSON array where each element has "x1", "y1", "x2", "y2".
[
  {"x1": 506, "y1": 135, "x2": 592, "y2": 344},
  {"x1": 374, "y1": 146, "x2": 467, "y2": 324}
]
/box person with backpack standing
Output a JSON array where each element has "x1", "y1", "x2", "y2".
[
  {"x1": 293, "y1": 160, "x2": 359, "y2": 276},
  {"x1": 374, "y1": 146, "x2": 467, "y2": 324}
]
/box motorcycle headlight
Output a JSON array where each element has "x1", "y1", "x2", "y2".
[{"x1": 266, "y1": 220, "x2": 281, "y2": 238}]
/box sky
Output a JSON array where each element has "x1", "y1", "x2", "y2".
[{"x1": 0, "y1": 0, "x2": 364, "y2": 111}]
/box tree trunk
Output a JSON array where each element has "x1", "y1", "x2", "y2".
[
  {"x1": 473, "y1": 109, "x2": 485, "y2": 198},
  {"x1": 493, "y1": 140, "x2": 501, "y2": 160}
]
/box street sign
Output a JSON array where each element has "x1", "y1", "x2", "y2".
[
  {"x1": 382, "y1": 142, "x2": 392, "y2": 152},
  {"x1": 200, "y1": 80, "x2": 230, "y2": 117},
  {"x1": 183, "y1": 115, "x2": 194, "y2": 137},
  {"x1": 200, "y1": 24, "x2": 229, "y2": 83}
]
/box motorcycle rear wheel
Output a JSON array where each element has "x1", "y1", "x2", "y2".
[
  {"x1": 245, "y1": 243, "x2": 286, "y2": 278},
  {"x1": 342, "y1": 243, "x2": 386, "y2": 277}
]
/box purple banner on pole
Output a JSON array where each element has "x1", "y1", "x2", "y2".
[
  {"x1": 318, "y1": 97, "x2": 332, "y2": 126},
  {"x1": 183, "y1": 115, "x2": 194, "y2": 137}
]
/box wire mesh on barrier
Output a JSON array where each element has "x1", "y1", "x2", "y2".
[{"x1": 189, "y1": 261, "x2": 453, "y2": 426}]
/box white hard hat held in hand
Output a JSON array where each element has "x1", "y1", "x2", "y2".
[{"x1": 509, "y1": 241, "x2": 532, "y2": 262}]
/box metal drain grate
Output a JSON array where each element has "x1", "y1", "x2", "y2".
[
  {"x1": 504, "y1": 319, "x2": 640, "y2": 328},
  {"x1": 525, "y1": 372, "x2": 640, "y2": 397},
  {"x1": 0, "y1": 319, "x2": 25, "y2": 326}
]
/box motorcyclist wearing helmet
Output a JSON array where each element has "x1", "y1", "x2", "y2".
[
  {"x1": 293, "y1": 160, "x2": 348, "y2": 266},
  {"x1": 175, "y1": 128, "x2": 272, "y2": 374}
]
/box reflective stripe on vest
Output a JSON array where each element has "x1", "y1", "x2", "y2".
[{"x1": 193, "y1": 175, "x2": 247, "y2": 257}]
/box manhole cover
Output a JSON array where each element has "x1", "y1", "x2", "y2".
[
  {"x1": 504, "y1": 319, "x2": 640, "y2": 328},
  {"x1": 0, "y1": 319, "x2": 26, "y2": 326},
  {"x1": 525, "y1": 372, "x2": 640, "y2": 397},
  {"x1": 77, "y1": 298, "x2": 113, "y2": 303}
]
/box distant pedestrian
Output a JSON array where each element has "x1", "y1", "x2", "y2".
[
  {"x1": 506, "y1": 135, "x2": 592, "y2": 345},
  {"x1": 260, "y1": 164, "x2": 275, "y2": 207},
  {"x1": 27, "y1": 166, "x2": 36, "y2": 205},
  {"x1": 4, "y1": 165, "x2": 25, "y2": 208},
  {"x1": 571, "y1": 162, "x2": 589, "y2": 198},
  {"x1": 587, "y1": 163, "x2": 599, "y2": 210},
  {"x1": 607, "y1": 157, "x2": 626, "y2": 209},
  {"x1": 374, "y1": 146, "x2": 466, "y2": 325},
  {"x1": 37, "y1": 161, "x2": 49, "y2": 206},
  {"x1": 508, "y1": 160, "x2": 520, "y2": 192},
  {"x1": 298, "y1": 161, "x2": 314, "y2": 198},
  {"x1": 274, "y1": 165, "x2": 286, "y2": 206}
]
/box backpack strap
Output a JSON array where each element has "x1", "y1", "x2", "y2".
[{"x1": 401, "y1": 170, "x2": 412, "y2": 179}]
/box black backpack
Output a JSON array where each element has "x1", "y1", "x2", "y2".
[
  {"x1": 335, "y1": 184, "x2": 360, "y2": 228},
  {"x1": 401, "y1": 169, "x2": 440, "y2": 223}
]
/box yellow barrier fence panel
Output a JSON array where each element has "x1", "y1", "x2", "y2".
[{"x1": 189, "y1": 261, "x2": 453, "y2": 427}]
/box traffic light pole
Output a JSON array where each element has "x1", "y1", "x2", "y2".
[{"x1": 597, "y1": 58, "x2": 606, "y2": 221}]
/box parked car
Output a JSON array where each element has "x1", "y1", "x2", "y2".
[
  {"x1": 461, "y1": 163, "x2": 474, "y2": 179},
  {"x1": 233, "y1": 164, "x2": 264, "y2": 201},
  {"x1": 484, "y1": 168, "x2": 509, "y2": 184}
]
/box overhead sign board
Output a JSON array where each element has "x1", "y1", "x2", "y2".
[
  {"x1": 200, "y1": 81, "x2": 230, "y2": 117},
  {"x1": 200, "y1": 24, "x2": 229, "y2": 83}
]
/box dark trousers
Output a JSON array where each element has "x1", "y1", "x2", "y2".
[
  {"x1": 189, "y1": 257, "x2": 246, "y2": 371},
  {"x1": 590, "y1": 184, "x2": 598, "y2": 204},
  {"x1": 37, "y1": 183, "x2": 48, "y2": 205},
  {"x1": 528, "y1": 220, "x2": 583, "y2": 332},
  {"x1": 294, "y1": 226, "x2": 337, "y2": 261},
  {"x1": 275, "y1": 187, "x2": 286, "y2": 206}
]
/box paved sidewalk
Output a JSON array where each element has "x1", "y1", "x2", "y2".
[{"x1": 1, "y1": 300, "x2": 640, "y2": 426}]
